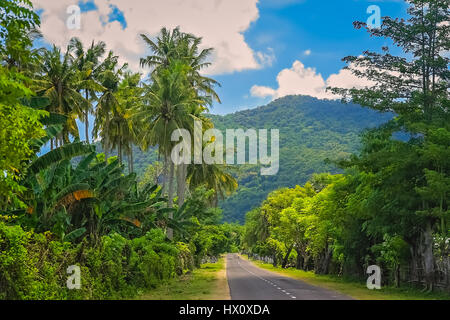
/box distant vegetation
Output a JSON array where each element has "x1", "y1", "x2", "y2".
[
  {"x1": 210, "y1": 95, "x2": 391, "y2": 222},
  {"x1": 127, "y1": 95, "x2": 392, "y2": 223}
]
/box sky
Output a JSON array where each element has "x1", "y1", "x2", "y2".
[{"x1": 33, "y1": 0, "x2": 409, "y2": 115}]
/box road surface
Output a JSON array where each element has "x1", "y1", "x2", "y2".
[{"x1": 226, "y1": 254, "x2": 353, "y2": 300}]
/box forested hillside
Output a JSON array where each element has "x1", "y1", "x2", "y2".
[
  {"x1": 129, "y1": 95, "x2": 391, "y2": 222},
  {"x1": 210, "y1": 95, "x2": 391, "y2": 222}
]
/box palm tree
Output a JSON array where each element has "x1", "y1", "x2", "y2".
[
  {"x1": 117, "y1": 72, "x2": 144, "y2": 173},
  {"x1": 187, "y1": 153, "x2": 238, "y2": 208},
  {"x1": 104, "y1": 105, "x2": 133, "y2": 165},
  {"x1": 68, "y1": 38, "x2": 106, "y2": 144},
  {"x1": 140, "y1": 27, "x2": 221, "y2": 103},
  {"x1": 140, "y1": 28, "x2": 221, "y2": 206},
  {"x1": 137, "y1": 62, "x2": 202, "y2": 197},
  {"x1": 93, "y1": 51, "x2": 127, "y2": 158},
  {"x1": 138, "y1": 27, "x2": 225, "y2": 239},
  {"x1": 136, "y1": 61, "x2": 210, "y2": 240},
  {"x1": 35, "y1": 45, "x2": 87, "y2": 147}
]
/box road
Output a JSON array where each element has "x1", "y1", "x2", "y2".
[{"x1": 226, "y1": 254, "x2": 353, "y2": 300}]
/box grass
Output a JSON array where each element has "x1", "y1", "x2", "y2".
[
  {"x1": 139, "y1": 256, "x2": 230, "y2": 300},
  {"x1": 240, "y1": 255, "x2": 450, "y2": 300}
]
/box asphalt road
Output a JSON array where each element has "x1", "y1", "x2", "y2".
[{"x1": 226, "y1": 254, "x2": 353, "y2": 300}]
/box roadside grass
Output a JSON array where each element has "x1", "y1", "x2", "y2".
[
  {"x1": 240, "y1": 255, "x2": 450, "y2": 300},
  {"x1": 139, "y1": 256, "x2": 230, "y2": 300}
]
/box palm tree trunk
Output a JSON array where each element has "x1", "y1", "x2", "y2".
[
  {"x1": 118, "y1": 143, "x2": 122, "y2": 165},
  {"x1": 85, "y1": 91, "x2": 90, "y2": 144},
  {"x1": 128, "y1": 147, "x2": 134, "y2": 174},
  {"x1": 177, "y1": 163, "x2": 187, "y2": 207},
  {"x1": 162, "y1": 152, "x2": 169, "y2": 195},
  {"x1": 167, "y1": 157, "x2": 175, "y2": 240}
]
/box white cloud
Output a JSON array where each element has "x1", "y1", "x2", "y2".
[
  {"x1": 250, "y1": 85, "x2": 276, "y2": 98},
  {"x1": 303, "y1": 49, "x2": 311, "y2": 56},
  {"x1": 33, "y1": 0, "x2": 271, "y2": 75},
  {"x1": 251, "y1": 60, "x2": 375, "y2": 100},
  {"x1": 255, "y1": 47, "x2": 276, "y2": 67}
]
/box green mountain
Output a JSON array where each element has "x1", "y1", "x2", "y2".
[
  {"x1": 130, "y1": 95, "x2": 391, "y2": 223},
  {"x1": 209, "y1": 95, "x2": 391, "y2": 223}
]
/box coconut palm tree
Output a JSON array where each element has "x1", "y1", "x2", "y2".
[
  {"x1": 187, "y1": 159, "x2": 238, "y2": 208},
  {"x1": 137, "y1": 62, "x2": 203, "y2": 196},
  {"x1": 136, "y1": 61, "x2": 210, "y2": 240},
  {"x1": 93, "y1": 51, "x2": 127, "y2": 158},
  {"x1": 140, "y1": 27, "x2": 221, "y2": 103},
  {"x1": 117, "y1": 72, "x2": 144, "y2": 173},
  {"x1": 68, "y1": 38, "x2": 106, "y2": 144},
  {"x1": 140, "y1": 28, "x2": 221, "y2": 206},
  {"x1": 35, "y1": 45, "x2": 87, "y2": 147}
]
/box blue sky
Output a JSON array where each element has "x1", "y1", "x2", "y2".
[
  {"x1": 34, "y1": 0, "x2": 409, "y2": 116},
  {"x1": 212, "y1": 0, "x2": 407, "y2": 114}
]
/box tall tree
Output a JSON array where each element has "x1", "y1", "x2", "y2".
[
  {"x1": 93, "y1": 51, "x2": 127, "y2": 158},
  {"x1": 117, "y1": 72, "x2": 144, "y2": 173},
  {"x1": 69, "y1": 38, "x2": 106, "y2": 144},
  {"x1": 36, "y1": 46, "x2": 87, "y2": 146},
  {"x1": 140, "y1": 27, "x2": 222, "y2": 209},
  {"x1": 331, "y1": 0, "x2": 449, "y2": 290}
]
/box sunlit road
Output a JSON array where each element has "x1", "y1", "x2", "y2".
[{"x1": 226, "y1": 254, "x2": 353, "y2": 300}]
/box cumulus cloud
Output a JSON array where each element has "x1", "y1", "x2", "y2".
[
  {"x1": 255, "y1": 47, "x2": 276, "y2": 68},
  {"x1": 33, "y1": 0, "x2": 272, "y2": 75},
  {"x1": 250, "y1": 60, "x2": 375, "y2": 100}
]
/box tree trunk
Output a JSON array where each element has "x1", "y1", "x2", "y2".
[
  {"x1": 131, "y1": 148, "x2": 134, "y2": 173},
  {"x1": 177, "y1": 163, "x2": 187, "y2": 207},
  {"x1": 295, "y1": 248, "x2": 304, "y2": 270},
  {"x1": 162, "y1": 153, "x2": 169, "y2": 195},
  {"x1": 85, "y1": 91, "x2": 90, "y2": 144},
  {"x1": 128, "y1": 147, "x2": 134, "y2": 174},
  {"x1": 395, "y1": 264, "x2": 400, "y2": 288},
  {"x1": 272, "y1": 253, "x2": 278, "y2": 268},
  {"x1": 422, "y1": 220, "x2": 435, "y2": 291},
  {"x1": 85, "y1": 111, "x2": 90, "y2": 144},
  {"x1": 118, "y1": 143, "x2": 122, "y2": 165},
  {"x1": 303, "y1": 255, "x2": 310, "y2": 271},
  {"x1": 282, "y1": 245, "x2": 293, "y2": 268},
  {"x1": 167, "y1": 158, "x2": 175, "y2": 240},
  {"x1": 319, "y1": 247, "x2": 333, "y2": 275}
]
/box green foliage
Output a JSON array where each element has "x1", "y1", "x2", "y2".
[
  {"x1": 0, "y1": 222, "x2": 192, "y2": 300},
  {"x1": 0, "y1": 6, "x2": 240, "y2": 301},
  {"x1": 0, "y1": 66, "x2": 46, "y2": 209},
  {"x1": 210, "y1": 95, "x2": 391, "y2": 222},
  {"x1": 0, "y1": 0, "x2": 40, "y2": 39},
  {"x1": 126, "y1": 95, "x2": 390, "y2": 222}
]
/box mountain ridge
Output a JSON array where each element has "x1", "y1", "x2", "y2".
[{"x1": 208, "y1": 95, "x2": 391, "y2": 222}]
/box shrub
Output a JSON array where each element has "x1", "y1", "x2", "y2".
[{"x1": 0, "y1": 222, "x2": 194, "y2": 300}]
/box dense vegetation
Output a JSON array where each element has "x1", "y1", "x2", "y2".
[
  {"x1": 0, "y1": 0, "x2": 240, "y2": 299},
  {"x1": 244, "y1": 0, "x2": 449, "y2": 292},
  {"x1": 0, "y1": 0, "x2": 448, "y2": 299},
  {"x1": 123, "y1": 96, "x2": 391, "y2": 222},
  {"x1": 210, "y1": 96, "x2": 391, "y2": 222}
]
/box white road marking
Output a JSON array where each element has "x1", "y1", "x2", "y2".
[{"x1": 236, "y1": 257, "x2": 294, "y2": 300}]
